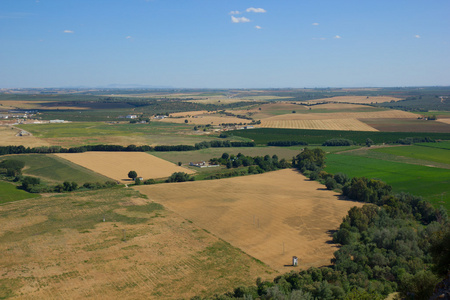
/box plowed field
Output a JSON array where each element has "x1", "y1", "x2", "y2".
[
  {"x1": 260, "y1": 118, "x2": 378, "y2": 131},
  {"x1": 136, "y1": 169, "x2": 363, "y2": 272},
  {"x1": 55, "y1": 152, "x2": 195, "y2": 182}
]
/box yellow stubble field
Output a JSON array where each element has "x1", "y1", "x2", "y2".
[
  {"x1": 136, "y1": 169, "x2": 363, "y2": 272},
  {"x1": 55, "y1": 152, "x2": 195, "y2": 183},
  {"x1": 304, "y1": 96, "x2": 403, "y2": 104}
]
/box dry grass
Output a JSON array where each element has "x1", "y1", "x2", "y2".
[
  {"x1": 55, "y1": 152, "x2": 195, "y2": 183},
  {"x1": 437, "y1": 118, "x2": 450, "y2": 125},
  {"x1": 136, "y1": 169, "x2": 363, "y2": 272},
  {"x1": 260, "y1": 119, "x2": 379, "y2": 131},
  {"x1": 0, "y1": 189, "x2": 274, "y2": 299},
  {"x1": 304, "y1": 96, "x2": 403, "y2": 104},
  {"x1": 0, "y1": 126, "x2": 50, "y2": 147}
]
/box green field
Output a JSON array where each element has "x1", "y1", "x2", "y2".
[
  {"x1": 18, "y1": 122, "x2": 192, "y2": 138},
  {"x1": 324, "y1": 154, "x2": 450, "y2": 210},
  {"x1": 373, "y1": 145, "x2": 450, "y2": 165},
  {"x1": 0, "y1": 181, "x2": 40, "y2": 204},
  {"x1": 416, "y1": 141, "x2": 450, "y2": 150},
  {"x1": 229, "y1": 128, "x2": 450, "y2": 145},
  {"x1": 0, "y1": 154, "x2": 111, "y2": 184}
]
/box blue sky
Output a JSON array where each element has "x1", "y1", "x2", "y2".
[{"x1": 1, "y1": 0, "x2": 449, "y2": 88}]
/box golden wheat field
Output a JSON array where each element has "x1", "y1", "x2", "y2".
[
  {"x1": 260, "y1": 118, "x2": 379, "y2": 131},
  {"x1": 136, "y1": 169, "x2": 363, "y2": 273},
  {"x1": 0, "y1": 189, "x2": 274, "y2": 299},
  {"x1": 55, "y1": 152, "x2": 195, "y2": 183}
]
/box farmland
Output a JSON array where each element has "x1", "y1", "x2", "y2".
[
  {"x1": 0, "y1": 181, "x2": 39, "y2": 204},
  {"x1": 372, "y1": 144, "x2": 450, "y2": 165},
  {"x1": 0, "y1": 188, "x2": 273, "y2": 299},
  {"x1": 55, "y1": 152, "x2": 195, "y2": 183},
  {"x1": 228, "y1": 128, "x2": 450, "y2": 145},
  {"x1": 324, "y1": 153, "x2": 450, "y2": 210},
  {"x1": 1, "y1": 154, "x2": 112, "y2": 185},
  {"x1": 136, "y1": 169, "x2": 363, "y2": 272}
]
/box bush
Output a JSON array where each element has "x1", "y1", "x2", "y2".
[{"x1": 144, "y1": 179, "x2": 156, "y2": 185}]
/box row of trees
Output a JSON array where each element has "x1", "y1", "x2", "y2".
[{"x1": 210, "y1": 153, "x2": 291, "y2": 173}]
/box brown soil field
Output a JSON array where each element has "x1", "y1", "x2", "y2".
[
  {"x1": 304, "y1": 96, "x2": 403, "y2": 104},
  {"x1": 159, "y1": 114, "x2": 249, "y2": 125},
  {"x1": 361, "y1": 118, "x2": 450, "y2": 133},
  {"x1": 0, "y1": 126, "x2": 50, "y2": 147},
  {"x1": 0, "y1": 189, "x2": 274, "y2": 299},
  {"x1": 437, "y1": 118, "x2": 450, "y2": 125},
  {"x1": 55, "y1": 152, "x2": 195, "y2": 183},
  {"x1": 136, "y1": 169, "x2": 363, "y2": 272},
  {"x1": 261, "y1": 118, "x2": 379, "y2": 131},
  {"x1": 263, "y1": 109, "x2": 417, "y2": 121}
]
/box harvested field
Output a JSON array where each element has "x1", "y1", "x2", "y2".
[
  {"x1": 437, "y1": 118, "x2": 450, "y2": 125},
  {"x1": 259, "y1": 110, "x2": 418, "y2": 131},
  {"x1": 168, "y1": 110, "x2": 213, "y2": 117},
  {"x1": 361, "y1": 118, "x2": 450, "y2": 133},
  {"x1": 0, "y1": 188, "x2": 274, "y2": 299},
  {"x1": 0, "y1": 126, "x2": 50, "y2": 147},
  {"x1": 261, "y1": 118, "x2": 378, "y2": 131},
  {"x1": 55, "y1": 152, "x2": 195, "y2": 183},
  {"x1": 304, "y1": 96, "x2": 403, "y2": 104},
  {"x1": 136, "y1": 169, "x2": 363, "y2": 272}
]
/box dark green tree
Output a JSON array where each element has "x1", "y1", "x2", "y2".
[{"x1": 128, "y1": 170, "x2": 138, "y2": 180}]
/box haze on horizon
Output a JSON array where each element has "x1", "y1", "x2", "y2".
[{"x1": 1, "y1": 0, "x2": 449, "y2": 89}]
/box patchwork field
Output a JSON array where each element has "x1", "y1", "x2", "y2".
[
  {"x1": 136, "y1": 169, "x2": 363, "y2": 272},
  {"x1": 55, "y1": 152, "x2": 195, "y2": 183},
  {"x1": 159, "y1": 114, "x2": 248, "y2": 125},
  {"x1": 1, "y1": 154, "x2": 112, "y2": 185},
  {"x1": 304, "y1": 96, "x2": 403, "y2": 104},
  {"x1": 0, "y1": 188, "x2": 274, "y2": 299},
  {"x1": 0, "y1": 126, "x2": 49, "y2": 147},
  {"x1": 258, "y1": 110, "x2": 418, "y2": 131},
  {"x1": 260, "y1": 118, "x2": 378, "y2": 131}
]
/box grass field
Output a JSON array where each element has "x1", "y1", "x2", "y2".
[
  {"x1": 16, "y1": 122, "x2": 226, "y2": 147},
  {"x1": 324, "y1": 154, "x2": 450, "y2": 210},
  {"x1": 372, "y1": 145, "x2": 450, "y2": 165},
  {"x1": 0, "y1": 181, "x2": 40, "y2": 204},
  {"x1": 1, "y1": 154, "x2": 112, "y2": 185},
  {"x1": 229, "y1": 128, "x2": 450, "y2": 145},
  {"x1": 136, "y1": 169, "x2": 363, "y2": 272},
  {"x1": 416, "y1": 141, "x2": 450, "y2": 150},
  {"x1": 56, "y1": 152, "x2": 195, "y2": 183},
  {"x1": 0, "y1": 188, "x2": 273, "y2": 299}
]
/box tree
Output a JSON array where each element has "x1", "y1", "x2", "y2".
[
  {"x1": 128, "y1": 170, "x2": 137, "y2": 180},
  {"x1": 184, "y1": 119, "x2": 188, "y2": 123},
  {"x1": 366, "y1": 138, "x2": 374, "y2": 147}
]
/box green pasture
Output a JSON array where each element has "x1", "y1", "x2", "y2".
[
  {"x1": 416, "y1": 141, "x2": 450, "y2": 150},
  {"x1": 0, "y1": 181, "x2": 40, "y2": 204},
  {"x1": 18, "y1": 122, "x2": 193, "y2": 138},
  {"x1": 0, "y1": 154, "x2": 111, "y2": 184},
  {"x1": 324, "y1": 154, "x2": 450, "y2": 210},
  {"x1": 373, "y1": 145, "x2": 450, "y2": 165}
]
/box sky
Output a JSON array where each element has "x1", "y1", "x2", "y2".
[{"x1": 1, "y1": 0, "x2": 449, "y2": 89}]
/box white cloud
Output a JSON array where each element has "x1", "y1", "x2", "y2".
[
  {"x1": 126, "y1": 36, "x2": 132, "y2": 39},
  {"x1": 246, "y1": 7, "x2": 266, "y2": 13},
  {"x1": 334, "y1": 35, "x2": 342, "y2": 39},
  {"x1": 231, "y1": 16, "x2": 250, "y2": 23},
  {"x1": 229, "y1": 11, "x2": 241, "y2": 15},
  {"x1": 255, "y1": 25, "x2": 262, "y2": 30},
  {"x1": 312, "y1": 23, "x2": 319, "y2": 26},
  {"x1": 415, "y1": 35, "x2": 421, "y2": 38},
  {"x1": 63, "y1": 30, "x2": 74, "y2": 34}
]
